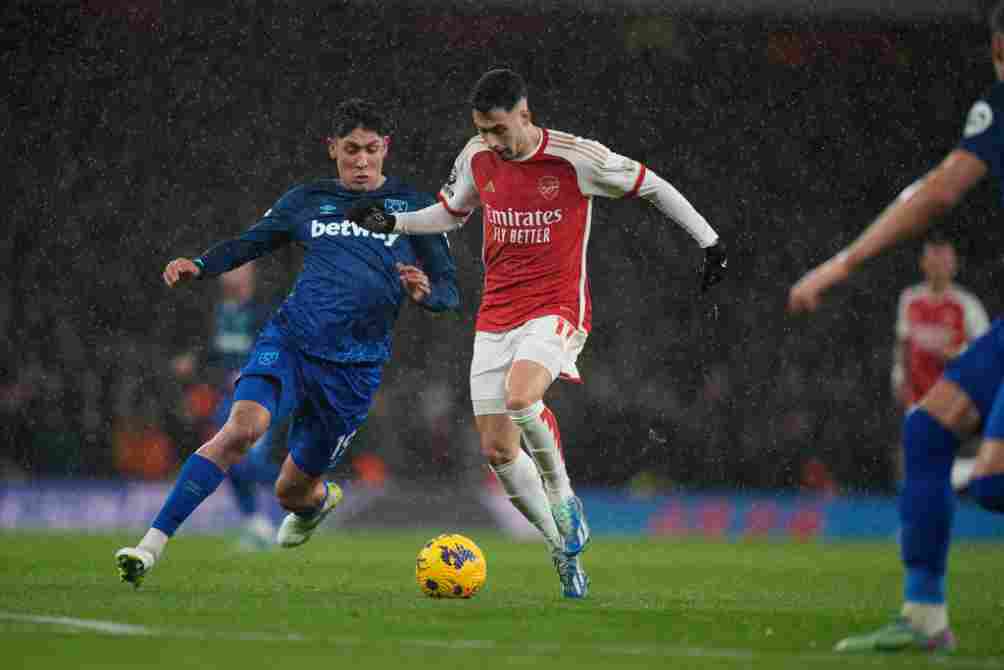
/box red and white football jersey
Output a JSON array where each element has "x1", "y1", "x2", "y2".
[
  {"x1": 439, "y1": 128, "x2": 646, "y2": 333},
  {"x1": 895, "y1": 283, "x2": 989, "y2": 403}
]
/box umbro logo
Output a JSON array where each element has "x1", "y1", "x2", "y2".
[
  {"x1": 484, "y1": 181, "x2": 495, "y2": 193},
  {"x1": 319, "y1": 204, "x2": 339, "y2": 215}
]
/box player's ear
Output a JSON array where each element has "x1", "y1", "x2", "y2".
[
  {"x1": 993, "y1": 33, "x2": 1004, "y2": 66},
  {"x1": 327, "y1": 139, "x2": 338, "y2": 161},
  {"x1": 383, "y1": 135, "x2": 392, "y2": 156},
  {"x1": 518, "y1": 99, "x2": 531, "y2": 125}
]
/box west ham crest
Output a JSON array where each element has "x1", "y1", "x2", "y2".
[{"x1": 383, "y1": 198, "x2": 409, "y2": 214}]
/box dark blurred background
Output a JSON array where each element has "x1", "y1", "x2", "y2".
[{"x1": 2, "y1": 0, "x2": 1002, "y2": 493}]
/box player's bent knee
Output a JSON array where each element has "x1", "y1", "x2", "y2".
[
  {"x1": 223, "y1": 402, "x2": 270, "y2": 452},
  {"x1": 504, "y1": 392, "x2": 538, "y2": 413},
  {"x1": 479, "y1": 435, "x2": 519, "y2": 465},
  {"x1": 474, "y1": 414, "x2": 521, "y2": 465},
  {"x1": 918, "y1": 380, "x2": 980, "y2": 437}
]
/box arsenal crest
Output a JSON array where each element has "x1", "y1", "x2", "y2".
[{"x1": 538, "y1": 175, "x2": 560, "y2": 201}]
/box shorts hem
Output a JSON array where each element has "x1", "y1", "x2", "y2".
[
  {"x1": 288, "y1": 448, "x2": 326, "y2": 479},
  {"x1": 472, "y1": 398, "x2": 507, "y2": 416}
]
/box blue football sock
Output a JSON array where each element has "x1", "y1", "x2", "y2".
[
  {"x1": 152, "y1": 453, "x2": 226, "y2": 537},
  {"x1": 899, "y1": 409, "x2": 958, "y2": 605},
  {"x1": 970, "y1": 473, "x2": 1004, "y2": 513}
]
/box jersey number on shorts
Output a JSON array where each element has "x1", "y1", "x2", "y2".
[{"x1": 329, "y1": 430, "x2": 358, "y2": 468}]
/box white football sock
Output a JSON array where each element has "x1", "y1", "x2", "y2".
[
  {"x1": 491, "y1": 449, "x2": 561, "y2": 550},
  {"x1": 138, "y1": 528, "x2": 169, "y2": 561},
  {"x1": 902, "y1": 602, "x2": 949, "y2": 636},
  {"x1": 508, "y1": 401, "x2": 573, "y2": 504}
]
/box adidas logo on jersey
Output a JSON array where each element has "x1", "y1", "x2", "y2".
[{"x1": 310, "y1": 219, "x2": 399, "y2": 247}]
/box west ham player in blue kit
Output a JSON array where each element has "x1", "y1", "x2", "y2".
[
  {"x1": 116, "y1": 99, "x2": 459, "y2": 586},
  {"x1": 790, "y1": 2, "x2": 1004, "y2": 653}
]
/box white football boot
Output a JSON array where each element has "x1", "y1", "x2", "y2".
[
  {"x1": 277, "y1": 482, "x2": 343, "y2": 548},
  {"x1": 115, "y1": 547, "x2": 156, "y2": 588}
]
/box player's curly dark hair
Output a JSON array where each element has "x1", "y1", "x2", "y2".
[
  {"x1": 992, "y1": 1, "x2": 1004, "y2": 34},
  {"x1": 330, "y1": 98, "x2": 390, "y2": 139},
  {"x1": 469, "y1": 69, "x2": 527, "y2": 113}
]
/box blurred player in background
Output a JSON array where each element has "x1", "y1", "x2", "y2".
[
  {"x1": 115, "y1": 98, "x2": 460, "y2": 586},
  {"x1": 789, "y1": 1, "x2": 1004, "y2": 652},
  {"x1": 349, "y1": 69, "x2": 727, "y2": 598},
  {"x1": 892, "y1": 238, "x2": 989, "y2": 485},
  {"x1": 206, "y1": 262, "x2": 281, "y2": 548}
]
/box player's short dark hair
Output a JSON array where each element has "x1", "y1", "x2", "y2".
[
  {"x1": 330, "y1": 98, "x2": 389, "y2": 139},
  {"x1": 469, "y1": 69, "x2": 528, "y2": 113},
  {"x1": 992, "y1": 1, "x2": 1004, "y2": 34}
]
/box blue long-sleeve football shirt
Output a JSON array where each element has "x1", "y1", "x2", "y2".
[{"x1": 193, "y1": 177, "x2": 460, "y2": 364}]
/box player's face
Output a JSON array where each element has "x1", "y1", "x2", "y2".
[
  {"x1": 329, "y1": 127, "x2": 388, "y2": 191},
  {"x1": 921, "y1": 243, "x2": 958, "y2": 284},
  {"x1": 472, "y1": 103, "x2": 533, "y2": 161}
]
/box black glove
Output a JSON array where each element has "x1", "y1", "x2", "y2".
[
  {"x1": 346, "y1": 199, "x2": 396, "y2": 234},
  {"x1": 700, "y1": 240, "x2": 727, "y2": 293}
]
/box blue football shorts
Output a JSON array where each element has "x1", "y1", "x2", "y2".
[
  {"x1": 233, "y1": 323, "x2": 382, "y2": 477},
  {"x1": 944, "y1": 318, "x2": 1004, "y2": 440}
]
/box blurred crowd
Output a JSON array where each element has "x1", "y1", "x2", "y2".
[{"x1": 2, "y1": 3, "x2": 1001, "y2": 492}]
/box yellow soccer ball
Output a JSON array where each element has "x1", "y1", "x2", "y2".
[{"x1": 415, "y1": 533, "x2": 487, "y2": 599}]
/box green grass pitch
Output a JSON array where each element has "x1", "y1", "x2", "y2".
[{"x1": 1, "y1": 530, "x2": 1001, "y2": 669}]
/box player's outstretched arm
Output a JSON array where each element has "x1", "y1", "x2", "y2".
[
  {"x1": 574, "y1": 141, "x2": 726, "y2": 293},
  {"x1": 347, "y1": 200, "x2": 466, "y2": 236},
  {"x1": 788, "y1": 149, "x2": 987, "y2": 313},
  {"x1": 163, "y1": 258, "x2": 202, "y2": 287}
]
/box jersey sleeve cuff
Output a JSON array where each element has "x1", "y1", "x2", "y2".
[
  {"x1": 437, "y1": 192, "x2": 472, "y2": 218},
  {"x1": 624, "y1": 164, "x2": 647, "y2": 198}
]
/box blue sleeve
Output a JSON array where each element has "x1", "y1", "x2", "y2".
[
  {"x1": 410, "y1": 232, "x2": 460, "y2": 313},
  {"x1": 959, "y1": 94, "x2": 1004, "y2": 178},
  {"x1": 194, "y1": 188, "x2": 302, "y2": 279}
]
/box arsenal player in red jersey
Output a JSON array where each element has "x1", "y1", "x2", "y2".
[
  {"x1": 349, "y1": 69, "x2": 726, "y2": 598},
  {"x1": 894, "y1": 238, "x2": 989, "y2": 409}
]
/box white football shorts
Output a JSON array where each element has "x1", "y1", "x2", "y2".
[{"x1": 470, "y1": 315, "x2": 588, "y2": 416}]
